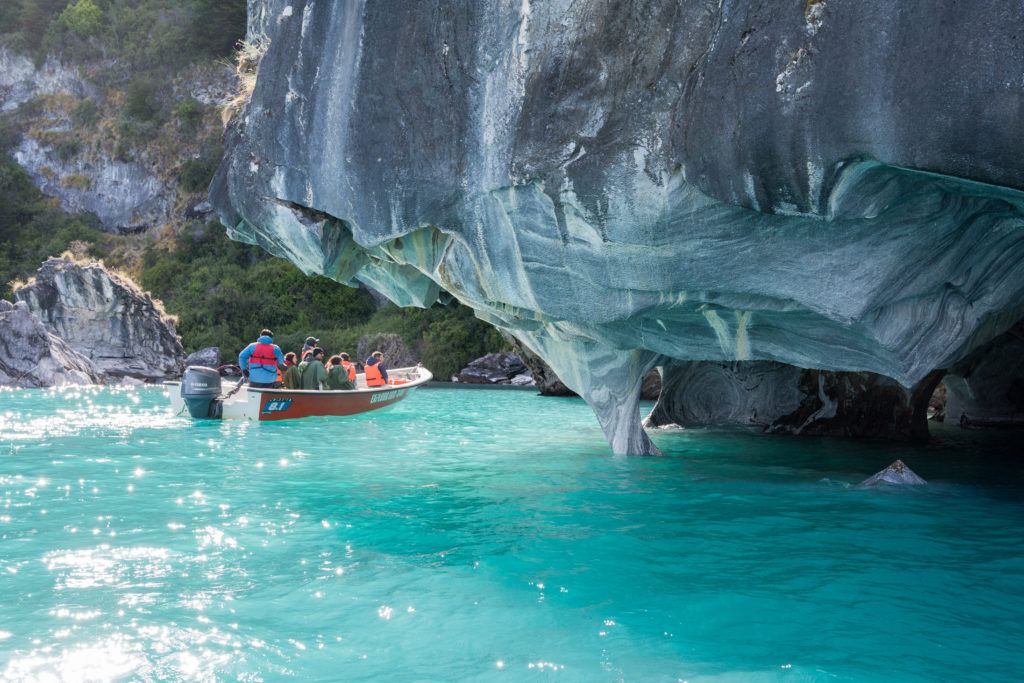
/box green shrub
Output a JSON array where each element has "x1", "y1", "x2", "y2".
[
  {"x1": 71, "y1": 99, "x2": 99, "y2": 128},
  {"x1": 54, "y1": 138, "x2": 81, "y2": 162},
  {"x1": 0, "y1": 153, "x2": 112, "y2": 300},
  {"x1": 0, "y1": 117, "x2": 20, "y2": 154},
  {"x1": 178, "y1": 158, "x2": 215, "y2": 192},
  {"x1": 123, "y1": 78, "x2": 158, "y2": 122},
  {"x1": 59, "y1": 0, "x2": 103, "y2": 38},
  {"x1": 176, "y1": 98, "x2": 203, "y2": 134}
]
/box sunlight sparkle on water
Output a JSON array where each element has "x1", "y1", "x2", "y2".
[{"x1": 1, "y1": 385, "x2": 1022, "y2": 680}]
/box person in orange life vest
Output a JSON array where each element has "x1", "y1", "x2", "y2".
[
  {"x1": 339, "y1": 352, "x2": 357, "y2": 382},
  {"x1": 364, "y1": 350, "x2": 389, "y2": 386},
  {"x1": 238, "y1": 328, "x2": 285, "y2": 388}
]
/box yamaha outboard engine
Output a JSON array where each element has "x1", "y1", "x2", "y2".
[{"x1": 181, "y1": 366, "x2": 224, "y2": 419}]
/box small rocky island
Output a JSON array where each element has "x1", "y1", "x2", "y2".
[
  {"x1": 210, "y1": 1, "x2": 1024, "y2": 453},
  {"x1": 0, "y1": 256, "x2": 184, "y2": 387}
]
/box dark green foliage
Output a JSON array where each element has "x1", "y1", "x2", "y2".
[
  {"x1": 0, "y1": 0, "x2": 508, "y2": 374},
  {"x1": 178, "y1": 138, "x2": 222, "y2": 192},
  {"x1": 176, "y1": 98, "x2": 203, "y2": 134},
  {"x1": 71, "y1": 98, "x2": 99, "y2": 128},
  {"x1": 1, "y1": 152, "x2": 509, "y2": 372},
  {"x1": 15, "y1": 1, "x2": 59, "y2": 55},
  {"x1": 54, "y1": 138, "x2": 81, "y2": 162},
  {"x1": 137, "y1": 220, "x2": 379, "y2": 356},
  {"x1": 189, "y1": 0, "x2": 247, "y2": 61},
  {"x1": 0, "y1": 153, "x2": 110, "y2": 300},
  {"x1": 122, "y1": 77, "x2": 157, "y2": 121},
  {"x1": 118, "y1": 77, "x2": 160, "y2": 141},
  {"x1": 132, "y1": 219, "x2": 510, "y2": 369},
  {"x1": 420, "y1": 305, "x2": 507, "y2": 380},
  {"x1": 2, "y1": 0, "x2": 247, "y2": 71},
  {"x1": 178, "y1": 159, "x2": 214, "y2": 192},
  {"x1": 59, "y1": 0, "x2": 103, "y2": 38},
  {"x1": 0, "y1": 117, "x2": 21, "y2": 154}
]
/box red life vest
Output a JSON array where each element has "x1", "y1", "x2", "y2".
[
  {"x1": 249, "y1": 342, "x2": 279, "y2": 368},
  {"x1": 364, "y1": 363, "x2": 385, "y2": 386},
  {"x1": 342, "y1": 361, "x2": 356, "y2": 382}
]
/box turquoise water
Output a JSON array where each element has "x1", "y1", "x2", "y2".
[{"x1": 1, "y1": 385, "x2": 1022, "y2": 682}]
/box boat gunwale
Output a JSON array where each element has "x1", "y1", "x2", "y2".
[{"x1": 165, "y1": 365, "x2": 433, "y2": 397}]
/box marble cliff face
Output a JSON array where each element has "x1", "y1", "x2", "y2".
[{"x1": 211, "y1": 1, "x2": 1024, "y2": 454}]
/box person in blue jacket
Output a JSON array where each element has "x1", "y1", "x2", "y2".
[{"x1": 238, "y1": 329, "x2": 286, "y2": 388}]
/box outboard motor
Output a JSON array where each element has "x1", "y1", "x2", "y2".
[{"x1": 181, "y1": 366, "x2": 224, "y2": 419}]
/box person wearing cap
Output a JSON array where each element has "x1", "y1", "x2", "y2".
[
  {"x1": 238, "y1": 328, "x2": 285, "y2": 388},
  {"x1": 301, "y1": 336, "x2": 319, "y2": 361},
  {"x1": 298, "y1": 347, "x2": 329, "y2": 389}
]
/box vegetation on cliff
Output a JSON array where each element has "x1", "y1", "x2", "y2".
[{"x1": 0, "y1": 0, "x2": 507, "y2": 378}]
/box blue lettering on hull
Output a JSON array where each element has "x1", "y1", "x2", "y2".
[{"x1": 262, "y1": 399, "x2": 293, "y2": 414}]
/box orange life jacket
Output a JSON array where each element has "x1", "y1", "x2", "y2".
[
  {"x1": 250, "y1": 342, "x2": 279, "y2": 368},
  {"x1": 342, "y1": 361, "x2": 356, "y2": 382},
  {"x1": 364, "y1": 363, "x2": 385, "y2": 386}
]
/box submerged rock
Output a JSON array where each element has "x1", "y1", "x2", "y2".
[
  {"x1": 212, "y1": 2, "x2": 1024, "y2": 453},
  {"x1": 14, "y1": 257, "x2": 185, "y2": 382},
  {"x1": 858, "y1": 460, "x2": 927, "y2": 487},
  {"x1": 0, "y1": 300, "x2": 101, "y2": 387}
]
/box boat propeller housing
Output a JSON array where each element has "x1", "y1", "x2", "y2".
[{"x1": 180, "y1": 366, "x2": 224, "y2": 419}]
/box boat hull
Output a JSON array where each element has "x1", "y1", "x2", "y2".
[{"x1": 167, "y1": 366, "x2": 433, "y2": 421}]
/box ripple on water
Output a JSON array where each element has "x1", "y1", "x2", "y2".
[{"x1": 1, "y1": 386, "x2": 1023, "y2": 680}]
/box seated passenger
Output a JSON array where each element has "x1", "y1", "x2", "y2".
[
  {"x1": 301, "y1": 336, "x2": 319, "y2": 360},
  {"x1": 238, "y1": 328, "x2": 285, "y2": 388},
  {"x1": 339, "y1": 352, "x2": 357, "y2": 382},
  {"x1": 364, "y1": 350, "x2": 389, "y2": 386},
  {"x1": 298, "y1": 347, "x2": 328, "y2": 389},
  {"x1": 324, "y1": 355, "x2": 356, "y2": 390},
  {"x1": 281, "y1": 352, "x2": 301, "y2": 389}
]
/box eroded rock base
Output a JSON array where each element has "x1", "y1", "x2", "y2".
[{"x1": 646, "y1": 362, "x2": 944, "y2": 440}]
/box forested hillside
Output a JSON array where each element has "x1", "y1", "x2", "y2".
[{"x1": 0, "y1": 0, "x2": 505, "y2": 380}]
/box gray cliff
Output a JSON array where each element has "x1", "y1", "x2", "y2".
[
  {"x1": 211, "y1": 1, "x2": 1024, "y2": 454},
  {"x1": 0, "y1": 300, "x2": 101, "y2": 387},
  {"x1": 14, "y1": 257, "x2": 185, "y2": 382},
  {"x1": 1, "y1": 47, "x2": 232, "y2": 233}
]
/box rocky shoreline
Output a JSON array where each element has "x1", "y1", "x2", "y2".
[{"x1": 0, "y1": 256, "x2": 184, "y2": 387}]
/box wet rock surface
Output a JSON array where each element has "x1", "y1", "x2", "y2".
[
  {"x1": 185, "y1": 347, "x2": 222, "y2": 369},
  {"x1": 858, "y1": 460, "x2": 927, "y2": 487},
  {"x1": 356, "y1": 333, "x2": 416, "y2": 368},
  {"x1": 14, "y1": 257, "x2": 185, "y2": 383},
  {"x1": 455, "y1": 352, "x2": 530, "y2": 384},
  {"x1": 212, "y1": 2, "x2": 1024, "y2": 453},
  {"x1": 943, "y1": 321, "x2": 1024, "y2": 427}
]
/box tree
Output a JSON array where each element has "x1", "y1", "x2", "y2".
[{"x1": 59, "y1": 0, "x2": 103, "y2": 38}]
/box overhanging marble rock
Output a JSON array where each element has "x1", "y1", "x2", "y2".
[{"x1": 211, "y1": 1, "x2": 1024, "y2": 454}]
